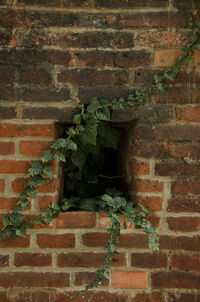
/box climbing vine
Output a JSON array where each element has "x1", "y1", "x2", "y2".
[{"x1": 0, "y1": 14, "x2": 200, "y2": 299}]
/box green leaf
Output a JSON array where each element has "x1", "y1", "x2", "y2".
[
  {"x1": 54, "y1": 150, "x2": 66, "y2": 162},
  {"x1": 81, "y1": 120, "x2": 98, "y2": 146},
  {"x1": 87, "y1": 97, "x2": 101, "y2": 113},
  {"x1": 98, "y1": 122, "x2": 118, "y2": 149},
  {"x1": 50, "y1": 203, "x2": 60, "y2": 211},
  {"x1": 156, "y1": 82, "x2": 166, "y2": 92},
  {"x1": 43, "y1": 164, "x2": 53, "y2": 178},
  {"x1": 153, "y1": 74, "x2": 163, "y2": 83},
  {"x1": 28, "y1": 162, "x2": 43, "y2": 177},
  {"x1": 2, "y1": 216, "x2": 11, "y2": 227},
  {"x1": 41, "y1": 150, "x2": 53, "y2": 162},
  {"x1": 30, "y1": 175, "x2": 46, "y2": 187},
  {"x1": 73, "y1": 113, "x2": 82, "y2": 124},
  {"x1": 71, "y1": 147, "x2": 87, "y2": 170},
  {"x1": 52, "y1": 138, "x2": 77, "y2": 151},
  {"x1": 193, "y1": 43, "x2": 200, "y2": 52},
  {"x1": 181, "y1": 47, "x2": 191, "y2": 54},
  {"x1": 16, "y1": 228, "x2": 26, "y2": 237},
  {"x1": 10, "y1": 213, "x2": 24, "y2": 225},
  {"x1": 164, "y1": 72, "x2": 176, "y2": 81},
  {"x1": 183, "y1": 56, "x2": 194, "y2": 65},
  {"x1": 189, "y1": 33, "x2": 198, "y2": 43},
  {"x1": 26, "y1": 187, "x2": 38, "y2": 198}
]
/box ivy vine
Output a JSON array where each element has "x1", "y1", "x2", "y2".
[{"x1": 0, "y1": 14, "x2": 200, "y2": 300}]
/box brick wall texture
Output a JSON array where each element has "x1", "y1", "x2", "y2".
[{"x1": 0, "y1": 0, "x2": 200, "y2": 301}]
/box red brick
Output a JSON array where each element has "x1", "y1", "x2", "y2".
[
  {"x1": 131, "y1": 292, "x2": 164, "y2": 302},
  {"x1": 94, "y1": 0, "x2": 168, "y2": 8},
  {"x1": 0, "y1": 160, "x2": 32, "y2": 174},
  {"x1": 0, "y1": 292, "x2": 10, "y2": 302},
  {"x1": 172, "y1": 180, "x2": 200, "y2": 195},
  {"x1": 14, "y1": 253, "x2": 52, "y2": 267},
  {"x1": 155, "y1": 50, "x2": 183, "y2": 67},
  {"x1": 20, "y1": 140, "x2": 53, "y2": 157},
  {"x1": 170, "y1": 143, "x2": 200, "y2": 159},
  {"x1": 58, "y1": 69, "x2": 129, "y2": 86},
  {"x1": 136, "y1": 196, "x2": 163, "y2": 212},
  {"x1": 9, "y1": 291, "x2": 53, "y2": 302},
  {"x1": 131, "y1": 142, "x2": 172, "y2": 159},
  {"x1": 154, "y1": 124, "x2": 200, "y2": 141},
  {"x1": 112, "y1": 271, "x2": 147, "y2": 289},
  {"x1": 160, "y1": 235, "x2": 200, "y2": 251},
  {"x1": 0, "y1": 236, "x2": 30, "y2": 248},
  {"x1": 167, "y1": 217, "x2": 200, "y2": 232},
  {"x1": 137, "y1": 31, "x2": 189, "y2": 47},
  {"x1": 20, "y1": 69, "x2": 51, "y2": 84},
  {"x1": 152, "y1": 271, "x2": 200, "y2": 290},
  {"x1": 0, "y1": 197, "x2": 19, "y2": 210},
  {"x1": 131, "y1": 253, "x2": 168, "y2": 269},
  {"x1": 74, "y1": 272, "x2": 108, "y2": 286},
  {"x1": 11, "y1": 178, "x2": 28, "y2": 193},
  {"x1": 119, "y1": 12, "x2": 187, "y2": 29},
  {"x1": 38, "y1": 195, "x2": 58, "y2": 212},
  {"x1": 0, "y1": 180, "x2": 4, "y2": 193},
  {"x1": 0, "y1": 255, "x2": 9, "y2": 267},
  {"x1": 0, "y1": 123, "x2": 56, "y2": 138},
  {"x1": 0, "y1": 142, "x2": 15, "y2": 155},
  {"x1": 168, "y1": 292, "x2": 200, "y2": 302},
  {"x1": 55, "y1": 291, "x2": 127, "y2": 302},
  {"x1": 167, "y1": 198, "x2": 200, "y2": 213},
  {"x1": 73, "y1": 50, "x2": 150, "y2": 68},
  {"x1": 57, "y1": 252, "x2": 126, "y2": 267},
  {"x1": 176, "y1": 107, "x2": 200, "y2": 122},
  {"x1": 130, "y1": 180, "x2": 163, "y2": 193},
  {"x1": 0, "y1": 272, "x2": 69, "y2": 288},
  {"x1": 37, "y1": 234, "x2": 75, "y2": 248},
  {"x1": 130, "y1": 160, "x2": 150, "y2": 176},
  {"x1": 56, "y1": 212, "x2": 96, "y2": 229},
  {"x1": 12, "y1": 178, "x2": 59, "y2": 194},
  {"x1": 155, "y1": 162, "x2": 200, "y2": 177},
  {"x1": 82, "y1": 233, "x2": 148, "y2": 249},
  {"x1": 171, "y1": 254, "x2": 200, "y2": 271}
]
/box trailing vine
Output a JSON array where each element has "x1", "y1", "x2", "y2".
[{"x1": 0, "y1": 14, "x2": 200, "y2": 299}]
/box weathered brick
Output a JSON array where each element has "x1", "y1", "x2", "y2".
[
  {"x1": 37, "y1": 234, "x2": 75, "y2": 248},
  {"x1": 131, "y1": 292, "x2": 164, "y2": 302},
  {"x1": 9, "y1": 291, "x2": 53, "y2": 302},
  {"x1": 20, "y1": 141, "x2": 53, "y2": 157},
  {"x1": 58, "y1": 69, "x2": 129, "y2": 86},
  {"x1": 94, "y1": 0, "x2": 168, "y2": 8},
  {"x1": 0, "y1": 142, "x2": 15, "y2": 155},
  {"x1": 0, "y1": 198, "x2": 19, "y2": 210},
  {"x1": 0, "y1": 161, "x2": 31, "y2": 174},
  {"x1": 0, "y1": 30, "x2": 13, "y2": 46},
  {"x1": 131, "y1": 253, "x2": 168, "y2": 269},
  {"x1": 170, "y1": 143, "x2": 200, "y2": 159},
  {"x1": 57, "y1": 252, "x2": 126, "y2": 267},
  {"x1": 172, "y1": 0, "x2": 200, "y2": 9},
  {"x1": 0, "y1": 106, "x2": 17, "y2": 119},
  {"x1": 167, "y1": 198, "x2": 200, "y2": 213},
  {"x1": 172, "y1": 180, "x2": 200, "y2": 195},
  {"x1": 73, "y1": 50, "x2": 150, "y2": 68},
  {"x1": 112, "y1": 271, "x2": 147, "y2": 289},
  {"x1": 130, "y1": 160, "x2": 150, "y2": 176},
  {"x1": 135, "y1": 196, "x2": 163, "y2": 212},
  {"x1": 160, "y1": 235, "x2": 200, "y2": 251},
  {"x1": 154, "y1": 124, "x2": 200, "y2": 141},
  {"x1": 167, "y1": 217, "x2": 200, "y2": 232},
  {"x1": 14, "y1": 253, "x2": 52, "y2": 267},
  {"x1": 0, "y1": 272, "x2": 69, "y2": 288},
  {"x1": 74, "y1": 272, "x2": 108, "y2": 286},
  {"x1": 137, "y1": 31, "x2": 189, "y2": 47},
  {"x1": 171, "y1": 254, "x2": 200, "y2": 271},
  {"x1": 22, "y1": 106, "x2": 79, "y2": 122},
  {"x1": 131, "y1": 142, "x2": 172, "y2": 159},
  {"x1": 0, "y1": 180, "x2": 4, "y2": 193},
  {"x1": 168, "y1": 292, "x2": 200, "y2": 302},
  {"x1": 19, "y1": 69, "x2": 51, "y2": 84},
  {"x1": 0, "y1": 66, "x2": 16, "y2": 84},
  {"x1": 0, "y1": 123, "x2": 56, "y2": 138},
  {"x1": 0, "y1": 255, "x2": 9, "y2": 267},
  {"x1": 55, "y1": 291, "x2": 127, "y2": 302},
  {"x1": 119, "y1": 12, "x2": 188, "y2": 29},
  {"x1": 155, "y1": 49, "x2": 183, "y2": 67},
  {"x1": 176, "y1": 107, "x2": 200, "y2": 122},
  {"x1": 155, "y1": 162, "x2": 200, "y2": 177},
  {"x1": 56, "y1": 212, "x2": 96, "y2": 229},
  {"x1": 152, "y1": 271, "x2": 200, "y2": 290},
  {"x1": 17, "y1": 0, "x2": 90, "y2": 8},
  {"x1": 0, "y1": 235, "x2": 30, "y2": 248},
  {"x1": 130, "y1": 179, "x2": 163, "y2": 193},
  {"x1": 16, "y1": 29, "x2": 134, "y2": 49}
]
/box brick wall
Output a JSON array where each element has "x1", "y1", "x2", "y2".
[{"x1": 0, "y1": 0, "x2": 200, "y2": 301}]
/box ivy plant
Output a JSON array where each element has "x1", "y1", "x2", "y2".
[{"x1": 0, "y1": 15, "x2": 200, "y2": 299}]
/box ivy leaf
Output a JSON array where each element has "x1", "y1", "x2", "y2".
[
  {"x1": 98, "y1": 122, "x2": 118, "y2": 149},
  {"x1": 181, "y1": 47, "x2": 191, "y2": 54},
  {"x1": 164, "y1": 72, "x2": 176, "y2": 81},
  {"x1": 41, "y1": 150, "x2": 53, "y2": 162},
  {"x1": 26, "y1": 187, "x2": 38, "y2": 198},
  {"x1": 153, "y1": 74, "x2": 163, "y2": 83},
  {"x1": 71, "y1": 147, "x2": 87, "y2": 170},
  {"x1": 54, "y1": 150, "x2": 66, "y2": 162},
  {"x1": 87, "y1": 97, "x2": 101, "y2": 113},
  {"x1": 43, "y1": 164, "x2": 53, "y2": 179},
  {"x1": 195, "y1": 20, "x2": 200, "y2": 28},
  {"x1": 10, "y1": 213, "x2": 24, "y2": 225},
  {"x1": 28, "y1": 162, "x2": 43, "y2": 177},
  {"x1": 183, "y1": 56, "x2": 194, "y2": 65},
  {"x1": 81, "y1": 120, "x2": 98, "y2": 146},
  {"x1": 189, "y1": 33, "x2": 198, "y2": 43},
  {"x1": 30, "y1": 175, "x2": 46, "y2": 187},
  {"x1": 53, "y1": 138, "x2": 77, "y2": 151},
  {"x1": 50, "y1": 203, "x2": 60, "y2": 211},
  {"x1": 73, "y1": 113, "x2": 82, "y2": 124},
  {"x1": 16, "y1": 228, "x2": 26, "y2": 237},
  {"x1": 193, "y1": 43, "x2": 200, "y2": 52},
  {"x1": 156, "y1": 82, "x2": 166, "y2": 92},
  {"x1": 2, "y1": 216, "x2": 11, "y2": 227}
]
